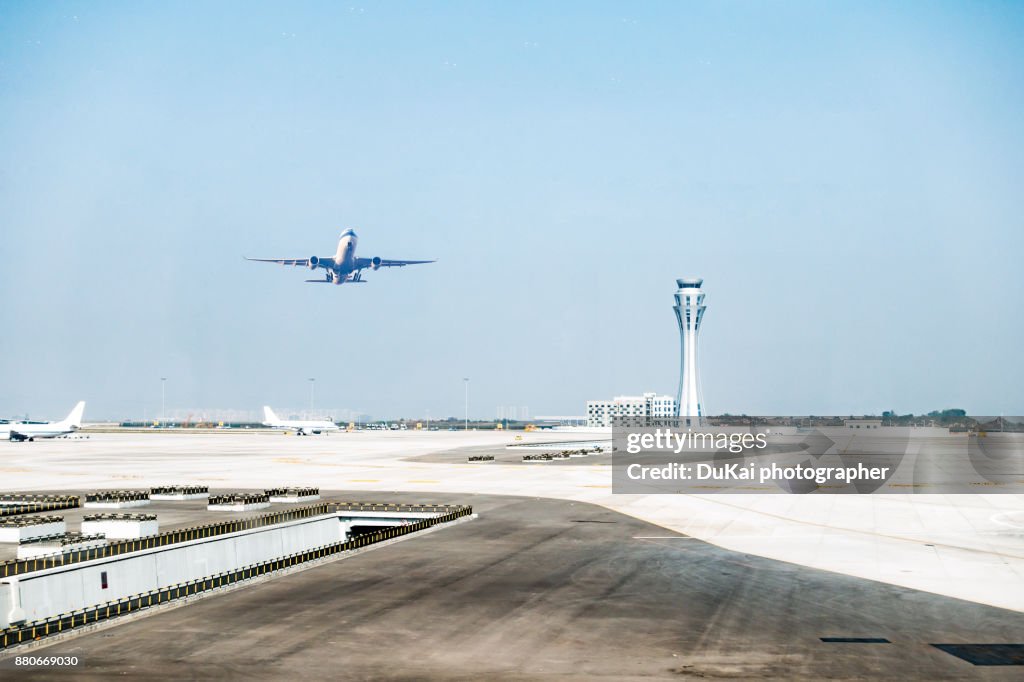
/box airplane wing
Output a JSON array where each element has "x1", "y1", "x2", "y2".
[
  {"x1": 355, "y1": 257, "x2": 436, "y2": 269},
  {"x1": 245, "y1": 257, "x2": 310, "y2": 267},
  {"x1": 246, "y1": 257, "x2": 336, "y2": 269}
]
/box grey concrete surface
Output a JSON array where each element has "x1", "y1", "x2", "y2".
[{"x1": 8, "y1": 491, "x2": 1024, "y2": 680}]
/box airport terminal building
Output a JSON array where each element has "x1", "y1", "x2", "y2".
[{"x1": 586, "y1": 393, "x2": 676, "y2": 427}]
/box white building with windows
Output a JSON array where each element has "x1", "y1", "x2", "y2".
[{"x1": 586, "y1": 393, "x2": 676, "y2": 428}]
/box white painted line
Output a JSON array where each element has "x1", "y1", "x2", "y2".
[{"x1": 632, "y1": 536, "x2": 694, "y2": 539}]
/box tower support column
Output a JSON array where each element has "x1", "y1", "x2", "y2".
[{"x1": 673, "y1": 278, "x2": 706, "y2": 425}]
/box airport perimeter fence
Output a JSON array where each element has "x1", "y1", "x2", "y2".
[
  {"x1": 0, "y1": 505, "x2": 473, "y2": 651},
  {"x1": 0, "y1": 503, "x2": 333, "y2": 578},
  {"x1": 0, "y1": 498, "x2": 80, "y2": 519}
]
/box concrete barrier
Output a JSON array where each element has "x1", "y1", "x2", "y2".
[
  {"x1": 84, "y1": 491, "x2": 150, "y2": 509},
  {"x1": 81, "y1": 514, "x2": 159, "y2": 540},
  {"x1": 150, "y1": 486, "x2": 209, "y2": 501},
  {"x1": 0, "y1": 505, "x2": 474, "y2": 649},
  {"x1": 208, "y1": 493, "x2": 270, "y2": 511},
  {"x1": 17, "y1": 533, "x2": 107, "y2": 560},
  {"x1": 266, "y1": 487, "x2": 320, "y2": 503},
  {"x1": 0, "y1": 517, "x2": 67, "y2": 543},
  {"x1": 4, "y1": 513, "x2": 340, "y2": 626}
]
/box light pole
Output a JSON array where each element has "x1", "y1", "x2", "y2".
[
  {"x1": 160, "y1": 377, "x2": 167, "y2": 424},
  {"x1": 463, "y1": 378, "x2": 470, "y2": 431},
  {"x1": 308, "y1": 378, "x2": 316, "y2": 416}
]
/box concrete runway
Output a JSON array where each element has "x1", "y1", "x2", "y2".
[{"x1": 10, "y1": 492, "x2": 1024, "y2": 680}]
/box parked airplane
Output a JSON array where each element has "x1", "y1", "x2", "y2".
[
  {"x1": 246, "y1": 229, "x2": 434, "y2": 285},
  {"x1": 1, "y1": 401, "x2": 86, "y2": 441},
  {"x1": 262, "y1": 406, "x2": 340, "y2": 435}
]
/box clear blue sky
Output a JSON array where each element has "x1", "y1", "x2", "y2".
[{"x1": 1, "y1": 1, "x2": 1022, "y2": 420}]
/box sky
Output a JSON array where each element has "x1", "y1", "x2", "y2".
[{"x1": 1, "y1": 1, "x2": 1022, "y2": 421}]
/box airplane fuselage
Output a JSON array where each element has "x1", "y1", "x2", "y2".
[
  {"x1": 334, "y1": 231, "x2": 358, "y2": 274},
  {"x1": 262, "y1": 406, "x2": 339, "y2": 435},
  {"x1": 0, "y1": 422, "x2": 77, "y2": 441},
  {"x1": 1, "y1": 402, "x2": 86, "y2": 441},
  {"x1": 265, "y1": 420, "x2": 339, "y2": 435},
  {"x1": 310, "y1": 229, "x2": 366, "y2": 285}
]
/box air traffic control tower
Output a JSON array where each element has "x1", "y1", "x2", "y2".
[{"x1": 673, "y1": 278, "x2": 706, "y2": 425}]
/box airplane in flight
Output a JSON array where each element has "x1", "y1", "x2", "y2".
[
  {"x1": 246, "y1": 229, "x2": 434, "y2": 285},
  {"x1": 262, "y1": 406, "x2": 340, "y2": 435},
  {"x1": 1, "y1": 401, "x2": 86, "y2": 441}
]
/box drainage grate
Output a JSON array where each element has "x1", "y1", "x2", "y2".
[
  {"x1": 931, "y1": 644, "x2": 1024, "y2": 666},
  {"x1": 820, "y1": 637, "x2": 891, "y2": 643}
]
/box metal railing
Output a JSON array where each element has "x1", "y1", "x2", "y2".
[
  {"x1": 0, "y1": 499, "x2": 80, "y2": 519},
  {"x1": 330, "y1": 502, "x2": 467, "y2": 513}
]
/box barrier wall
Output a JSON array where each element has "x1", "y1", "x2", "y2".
[
  {"x1": 0, "y1": 504, "x2": 333, "y2": 579},
  {"x1": 3, "y1": 514, "x2": 340, "y2": 627},
  {"x1": 0, "y1": 506, "x2": 474, "y2": 650}
]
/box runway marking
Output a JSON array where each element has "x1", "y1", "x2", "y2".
[
  {"x1": 991, "y1": 512, "x2": 1024, "y2": 530},
  {"x1": 581, "y1": 485, "x2": 611, "y2": 489},
  {"x1": 632, "y1": 536, "x2": 694, "y2": 540},
  {"x1": 407, "y1": 480, "x2": 440, "y2": 483},
  {"x1": 348, "y1": 479, "x2": 380, "y2": 483}
]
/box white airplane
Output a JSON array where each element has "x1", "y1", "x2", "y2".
[
  {"x1": 1, "y1": 401, "x2": 86, "y2": 441},
  {"x1": 262, "y1": 406, "x2": 340, "y2": 436},
  {"x1": 246, "y1": 228, "x2": 434, "y2": 285}
]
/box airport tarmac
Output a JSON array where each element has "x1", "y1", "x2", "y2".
[
  {"x1": 8, "y1": 491, "x2": 1024, "y2": 680},
  {"x1": 1, "y1": 430, "x2": 1023, "y2": 613}
]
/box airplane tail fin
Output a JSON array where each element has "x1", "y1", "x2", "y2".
[
  {"x1": 63, "y1": 401, "x2": 86, "y2": 428},
  {"x1": 263, "y1": 406, "x2": 279, "y2": 423}
]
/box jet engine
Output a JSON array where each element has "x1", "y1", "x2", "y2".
[
  {"x1": 371, "y1": 256, "x2": 382, "y2": 270},
  {"x1": 308, "y1": 256, "x2": 319, "y2": 270}
]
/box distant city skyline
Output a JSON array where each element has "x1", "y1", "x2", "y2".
[{"x1": 2, "y1": 2, "x2": 1022, "y2": 420}]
